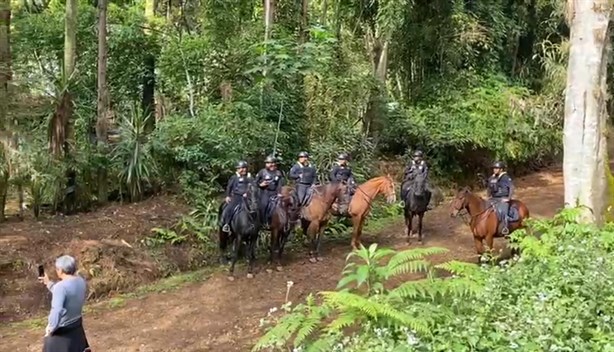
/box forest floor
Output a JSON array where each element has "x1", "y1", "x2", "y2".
[{"x1": 0, "y1": 167, "x2": 564, "y2": 352}]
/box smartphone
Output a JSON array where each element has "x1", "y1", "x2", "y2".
[{"x1": 37, "y1": 265, "x2": 44, "y2": 278}]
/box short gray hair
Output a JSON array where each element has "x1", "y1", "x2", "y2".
[{"x1": 55, "y1": 255, "x2": 78, "y2": 275}]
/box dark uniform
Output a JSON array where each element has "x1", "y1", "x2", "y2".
[
  {"x1": 289, "y1": 152, "x2": 317, "y2": 206},
  {"x1": 402, "y1": 150, "x2": 432, "y2": 208},
  {"x1": 329, "y1": 153, "x2": 356, "y2": 195},
  {"x1": 256, "y1": 155, "x2": 285, "y2": 227},
  {"x1": 487, "y1": 161, "x2": 514, "y2": 235},
  {"x1": 221, "y1": 161, "x2": 253, "y2": 233}
]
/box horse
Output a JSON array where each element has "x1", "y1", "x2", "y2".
[
  {"x1": 266, "y1": 186, "x2": 294, "y2": 271},
  {"x1": 296, "y1": 182, "x2": 347, "y2": 263},
  {"x1": 333, "y1": 175, "x2": 396, "y2": 249},
  {"x1": 403, "y1": 171, "x2": 430, "y2": 245},
  {"x1": 449, "y1": 187, "x2": 530, "y2": 256},
  {"x1": 217, "y1": 184, "x2": 261, "y2": 280}
]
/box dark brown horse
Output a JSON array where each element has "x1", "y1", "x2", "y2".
[
  {"x1": 298, "y1": 182, "x2": 347, "y2": 263},
  {"x1": 341, "y1": 175, "x2": 397, "y2": 249},
  {"x1": 450, "y1": 187, "x2": 530, "y2": 255},
  {"x1": 267, "y1": 186, "x2": 294, "y2": 271}
]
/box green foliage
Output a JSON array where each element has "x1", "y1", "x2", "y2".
[{"x1": 255, "y1": 208, "x2": 614, "y2": 351}]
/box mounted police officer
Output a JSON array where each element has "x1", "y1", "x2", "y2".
[
  {"x1": 289, "y1": 151, "x2": 317, "y2": 206},
  {"x1": 220, "y1": 160, "x2": 253, "y2": 233},
  {"x1": 255, "y1": 155, "x2": 285, "y2": 228},
  {"x1": 487, "y1": 161, "x2": 514, "y2": 235},
  {"x1": 402, "y1": 150, "x2": 432, "y2": 209},
  {"x1": 330, "y1": 153, "x2": 356, "y2": 195}
]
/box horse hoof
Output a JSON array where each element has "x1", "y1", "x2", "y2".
[
  {"x1": 316, "y1": 257, "x2": 324, "y2": 262},
  {"x1": 247, "y1": 273, "x2": 254, "y2": 279},
  {"x1": 266, "y1": 268, "x2": 273, "y2": 274},
  {"x1": 227, "y1": 276, "x2": 235, "y2": 282},
  {"x1": 309, "y1": 257, "x2": 317, "y2": 263},
  {"x1": 276, "y1": 266, "x2": 283, "y2": 272}
]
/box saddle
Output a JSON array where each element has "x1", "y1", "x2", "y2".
[{"x1": 490, "y1": 199, "x2": 520, "y2": 233}]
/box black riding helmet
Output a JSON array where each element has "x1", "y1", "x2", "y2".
[
  {"x1": 413, "y1": 150, "x2": 424, "y2": 158},
  {"x1": 492, "y1": 161, "x2": 506, "y2": 169},
  {"x1": 337, "y1": 152, "x2": 350, "y2": 161},
  {"x1": 235, "y1": 160, "x2": 248, "y2": 169},
  {"x1": 264, "y1": 155, "x2": 276, "y2": 164},
  {"x1": 298, "y1": 151, "x2": 309, "y2": 158}
]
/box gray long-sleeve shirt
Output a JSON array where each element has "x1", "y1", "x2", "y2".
[{"x1": 46, "y1": 276, "x2": 87, "y2": 333}]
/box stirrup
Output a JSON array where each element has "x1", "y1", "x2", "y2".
[
  {"x1": 222, "y1": 224, "x2": 230, "y2": 233},
  {"x1": 500, "y1": 226, "x2": 509, "y2": 235}
]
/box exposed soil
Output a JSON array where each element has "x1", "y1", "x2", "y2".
[{"x1": 0, "y1": 168, "x2": 564, "y2": 352}]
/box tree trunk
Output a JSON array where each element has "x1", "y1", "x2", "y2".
[
  {"x1": 563, "y1": 0, "x2": 611, "y2": 224},
  {"x1": 143, "y1": 0, "x2": 156, "y2": 132},
  {"x1": 0, "y1": 0, "x2": 10, "y2": 222},
  {"x1": 96, "y1": 0, "x2": 109, "y2": 204},
  {"x1": 321, "y1": 0, "x2": 327, "y2": 25},
  {"x1": 299, "y1": 0, "x2": 309, "y2": 44}
]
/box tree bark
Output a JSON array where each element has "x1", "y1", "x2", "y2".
[
  {"x1": 143, "y1": 0, "x2": 156, "y2": 132},
  {"x1": 563, "y1": 0, "x2": 611, "y2": 224},
  {"x1": 96, "y1": 0, "x2": 109, "y2": 204},
  {"x1": 299, "y1": 0, "x2": 309, "y2": 44},
  {"x1": 0, "y1": 0, "x2": 10, "y2": 221}
]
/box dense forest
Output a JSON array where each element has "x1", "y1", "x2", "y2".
[{"x1": 0, "y1": 0, "x2": 572, "y2": 220}]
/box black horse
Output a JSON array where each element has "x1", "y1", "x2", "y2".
[
  {"x1": 403, "y1": 171, "x2": 430, "y2": 245},
  {"x1": 218, "y1": 184, "x2": 260, "y2": 280}
]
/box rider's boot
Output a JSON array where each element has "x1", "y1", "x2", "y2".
[{"x1": 500, "y1": 218, "x2": 509, "y2": 236}]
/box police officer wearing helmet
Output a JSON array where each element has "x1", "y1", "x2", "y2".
[
  {"x1": 289, "y1": 151, "x2": 317, "y2": 206},
  {"x1": 487, "y1": 161, "x2": 514, "y2": 235},
  {"x1": 330, "y1": 153, "x2": 356, "y2": 195},
  {"x1": 255, "y1": 155, "x2": 285, "y2": 228},
  {"x1": 220, "y1": 160, "x2": 253, "y2": 233},
  {"x1": 402, "y1": 150, "x2": 433, "y2": 208}
]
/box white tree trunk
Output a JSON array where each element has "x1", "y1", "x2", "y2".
[{"x1": 563, "y1": 0, "x2": 611, "y2": 224}]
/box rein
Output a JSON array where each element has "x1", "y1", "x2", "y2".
[
  {"x1": 455, "y1": 198, "x2": 491, "y2": 226},
  {"x1": 351, "y1": 179, "x2": 393, "y2": 208}
]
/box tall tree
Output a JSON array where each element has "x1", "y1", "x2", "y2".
[
  {"x1": 143, "y1": 0, "x2": 156, "y2": 132},
  {"x1": 0, "y1": 0, "x2": 10, "y2": 221},
  {"x1": 563, "y1": 0, "x2": 611, "y2": 224},
  {"x1": 96, "y1": 0, "x2": 110, "y2": 204}
]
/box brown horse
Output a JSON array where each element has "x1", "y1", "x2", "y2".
[
  {"x1": 449, "y1": 187, "x2": 530, "y2": 255},
  {"x1": 298, "y1": 182, "x2": 347, "y2": 263},
  {"x1": 267, "y1": 186, "x2": 294, "y2": 271},
  {"x1": 338, "y1": 175, "x2": 397, "y2": 249}
]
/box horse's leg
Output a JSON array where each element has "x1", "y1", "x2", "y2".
[
  {"x1": 473, "y1": 237, "x2": 485, "y2": 256},
  {"x1": 351, "y1": 216, "x2": 365, "y2": 249},
  {"x1": 228, "y1": 233, "x2": 241, "y2": 281},
  {"x1": 315, "y1": 219, "x2": 329, "y2": 262},
  {"x1": 277, "y1": 229, "x2": 288, "y2": 271},
  {"x1": 218, "y1": 228, "x2": 228, "y2": 265},
  {"x1": 417, "y1": 212, "x2": 424, "y2": 244},
  {"x1": 485, "y1": 233, "x2": 495, "y2": 253},
  {"x1": 306, "y1": 220, "x2": 319, "y2": 263},
  {"x1": 269, "y1": 226, "x2": 277, "y2": 266},
  {"x1": 246, "y1": 237, "x2": 256, "y2": 279},
  {"x1": 407, "y1": 213, "x2": 414, "y2": 244}
]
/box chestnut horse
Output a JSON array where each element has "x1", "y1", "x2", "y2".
[
  {"x1": 267, "y1": 186, "x2": 294, "y2": 271},
  {"x1": 298, "y1": 182, "x2": 347, "y2": 263},
  {"x1": 450, "y1": 187, "x2": 530, "y2": 255},
  {"x1": 334, "y1": 175, "x2": 396, "y2": 249}
]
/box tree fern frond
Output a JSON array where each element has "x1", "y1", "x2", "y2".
[
  {"x1": 435, "y1": 260, "x2": 482, "y2": 277},
  {"x1": 390, "y1": 276, "x2": 482, "y2": 301},
  {"x1": 294, "y1": 313, "x2": 323, "y2": 346},
  {"x1": 327, "y1": 311, "x2": 360, "y2": 332},
  {"x1": 386, "y1": 247, "x2": 448, "y2": 272},
  {"x1": 320, "y1": 291, "x2": 430, "y2": 334},
  {"x1": 386, "y1": 259, "x2": 431, "y2": 277},
  {"x1": 252, "y1": 311, "x2": 306, "y2": 351},
  {"x1": 306, "y1": 334, "x2": 339, "y2": 352}
]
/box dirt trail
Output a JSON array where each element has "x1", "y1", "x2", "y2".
[{"x1": 0, "y1": 169, "x2": 564, "y2": 352}]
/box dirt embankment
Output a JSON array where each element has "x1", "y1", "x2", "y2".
[{"x1": 0, "y1": 196, "x2": 215, "y2": 323}]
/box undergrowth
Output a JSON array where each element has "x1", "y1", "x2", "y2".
[{"x1": 254, "y1": 208, "x2": 614, "y2": 352}]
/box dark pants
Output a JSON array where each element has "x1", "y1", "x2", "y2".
[
  {"x1": 221, "y1": 196, "x2": 243, "y2": 226},
  {"x1": 43, "y1": 318, "x2": 90, "y2": 352},
  {"x1": 259, "y1": 191, "x2": 277, "y2": 226},
  {"x1": 490, "y1": 198, "x2": 510, "y2": 228},
  {"x1": 296, "y1": 183, "x2": 311, "y2": 206}
]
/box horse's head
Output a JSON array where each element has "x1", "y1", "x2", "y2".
[
  {"x1": 279, "y1": 186, "x2": 294, "y2": 210},
  {"x1": 247, "y1": 182, "x2": 259, "y2": 212},
  {"x1": 381, "y1": 174, "x2": 397, "y2": 204},
  {"x1": 411, "y1": 172, "x2": 428, "y2": 197},
  {"x1": 450, "y1": 186, "x2": 471, "y2": 218}
]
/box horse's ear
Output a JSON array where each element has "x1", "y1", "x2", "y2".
[{"x1": 463, "y1": 186, "x2": 472, "y2": 193}]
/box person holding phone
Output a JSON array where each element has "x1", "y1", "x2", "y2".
[{"x1": 39, "y1": 255, "x2": 90, "y2": 352}]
